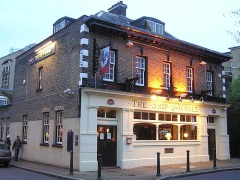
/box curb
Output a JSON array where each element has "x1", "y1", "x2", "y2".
[
  {"x1": 157, "y1": 167, "x2": 240, "y2": 180},
  {"x1": 10, "y1": 164, "x2": 84, "y2": 180}
]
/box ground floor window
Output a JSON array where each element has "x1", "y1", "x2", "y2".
[
  {"x1": 133, "y1": 111, "x2": 198, "y2": 141},
  {"x1": 43, "y1": 113, "x2": 50, "y2": 143},
  {"x1": 56, "y1": 111, "x2": 63, "y2": 144},
  {"x1": 23, "y1": 115, "x2": 28, "y2": 142}
]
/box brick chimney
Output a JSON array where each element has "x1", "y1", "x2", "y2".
[{"x1": 108, "y1": 1, "x2": 127, "y2": 16}]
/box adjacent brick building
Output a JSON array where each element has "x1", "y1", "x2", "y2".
[{"x1": 0, "y1": 1, "x2": 231, "y2": 171}]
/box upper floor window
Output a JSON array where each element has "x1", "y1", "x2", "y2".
[
  {"x1": 103, "y1": 51, "x2": 115, "y2": 82},
  {"x1": 136, "y1": 57, "x2": 145, "y2": 86},
  {"x1": 146, "y1": 20, "x2": 163, "y2": 35},
  {"x1": 38, "y1": 67, "x2": 43, "y2": 90},
  {"x1": 186, "y1": 67, "x2": 193, "y2": 92},
  {"x1": 206, "y1": 72, "x2": 213, "y2": 96},
  {"x1": 53, "y1": 20, "x2": 65, "y2": 33},
  {"x1": 163, "y1": 62, "x2": 171, "y2": 89},
  {"x1": 97, "y1": 108, "x2": 117, "y2": 118},
  {"x1": 23, "y1": 115, "x2": 28, "y2": 142},
  {"x1": 2, "y1": 66, "x2": 10, "y2": 74}
]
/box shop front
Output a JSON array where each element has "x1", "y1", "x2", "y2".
[{"x1": 79, "y1": 88, "x2": 230, "y2": 171}]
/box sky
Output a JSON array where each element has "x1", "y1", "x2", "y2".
[{"x1": 0, "y1": 0, "x2": 240, "y2": 58}]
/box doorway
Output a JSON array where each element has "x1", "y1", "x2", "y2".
[
  {"x1": 208, "y1": 129, "x2": 216, "y2": 160},
  {"x1": 97, "y1": 125, "x2": 117, "y2": 167}
]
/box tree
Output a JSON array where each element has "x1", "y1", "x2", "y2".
[
  {"x1": 227, "y1": 75, "x2": 240, "y2": 157},
  {"x1": 224, "y1": 9, "x2": 240, "y2": 43}
]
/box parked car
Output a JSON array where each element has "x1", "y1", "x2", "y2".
[{"x1": 0, "y1": 141, "x2": 12, "y2": 167}]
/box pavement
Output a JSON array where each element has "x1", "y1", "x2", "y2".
[{"x1": 9, "y1": 158, "x2": 240, "y2": 180}]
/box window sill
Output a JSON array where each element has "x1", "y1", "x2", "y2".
[
  {"x1": 52, "y1": 144, "x2": 63, "y2": 148},
  {"x1": 36, "y1": 88, "x2": 42, "y2": 92},
  {"x1": 40, "y1": 143, "x2": 49, "y2": 147}
]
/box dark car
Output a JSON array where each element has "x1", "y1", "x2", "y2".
[{"x1": 0, "y1": 142, "x2": 12, "y2": 167}]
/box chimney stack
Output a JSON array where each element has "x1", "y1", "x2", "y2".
[{"x1": 108, "y1": 1, "x2": 127, "y2": 16}]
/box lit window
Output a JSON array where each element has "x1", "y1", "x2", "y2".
[
  {"x1": 97, "y1": 108, "x2": 116, "y2": 118},
  {"x1": 43, "y1": 113, "x2": 50, "y2": 143},
  {"x1": 23, "y1": 115, "x2": 28, "y2": 142},
  {"x1": 206, "y1": 72, "x2": 213, "y2": 96},
  {"x1": 146, "y1": 20, "x2": 163, "y2": 35},
  {"x1": 133, "y1": 123, "x2": 156, "y2": 140},
  {"x1": 136, "y1": 57, "x2": 145, "y2": 86},
  {"x1": 180, "y1": 125, "x2": 197, "y2": 140},
  {"x1": 163, "y1": 62, "x2": 171, "y2": 88},
  {"x1": 186, "y1": 67, "x2": 193, "y2": 92},
  {"x1": 103, "y1": 51, "x2": 115, "y2": 82},
  {"x1": 56, "y1": 111, "x2": 63, "y2": 144},
  {"x1": 38, "y1": 67, "x2": 43, "y2": 90}
]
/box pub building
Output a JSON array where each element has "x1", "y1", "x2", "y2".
[{"x1": 0, "y1": 1, "x2": 231, "y2": 171}]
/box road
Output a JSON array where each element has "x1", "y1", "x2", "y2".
[
  {"x1": 174, "y1": 170, "x2": 240, "y2": 180},
  {"x1": 0, "y1": 165, "x2": 59, "y2": 180}
]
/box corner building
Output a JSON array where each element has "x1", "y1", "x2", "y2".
[{"x1": 6, "y1": 1, "x2": 231, "y2": 171}]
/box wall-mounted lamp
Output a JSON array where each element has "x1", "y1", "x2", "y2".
[
  {"x1": 223, "y1": 107, "x2": 227, "y2": 112},
  {"x1": 165, "y1": 93, "x2": 169, "y2": 101},
  {"x1": 126, "y1": 136, "x2": 132, "y2": 144},
  {"x1": 179, "y1": 96, "x2": 182, "y2": 102},
  {"x1": 126, "y1": 41, "x2": 133, "y2": 47},
  {"x1": 188, "y1": 96, "x2": 194, "y2": 102},
  {"x1": 199, "y1": 61, "x2": 207, "y2": 65},
  {"x1": 199, "y1": 97, "x2": 204, "y2": 104},
  {"x1": 64, "y1": 88, "x2": 74, "y2": 95}
]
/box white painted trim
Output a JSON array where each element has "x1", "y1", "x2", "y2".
[
  {"x1": 80, "y1": 24, "x2": 89, "y2": 33},
  {"x1": 80, "y1": 38, "x2": 89, "y2": 45},
  {"x1": 79, "y1": 73, "x2": 88, "y2": 86}
]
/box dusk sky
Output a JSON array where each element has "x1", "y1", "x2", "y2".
[{"x1": 0, "y1": 0, "x2": 239, "y2": 57}]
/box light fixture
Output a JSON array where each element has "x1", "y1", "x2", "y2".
[
  {"x1": 151, "y1": 94, "x2": 157, "y2": 100},
  {"x1": 165, "y1": 133, "x2": 172, "y2": 140},
  {"x1": 199, "y1": 97, "x2": 204, "y2": 104},
  {"x1": 199, "y1": 61, "x2": 207, "y2": 65},
  {"x1": 184, "y1": 133, "x2": 188, "y2": 138},
  {"x1": 165, "y1": 93, "x2": 169, "y2": 101},
  {"x1": 223, "y1": 107, "x2": 227, "y2": 111},
  {"x1": 180, "y1": 93, "x2": 187, "y2": 98},
  {"x1": 179, "y1": 96, "x2": 182, "y2": 102},
  {"x1": 35, "y1": 41, "x2": 53, "y2": 52},
  {"x1": 126, "y1": 41, "x2": 133, "y2": 47},
  {"x1": 188, "y1": 96, "x2": 194, "y2": 102}
]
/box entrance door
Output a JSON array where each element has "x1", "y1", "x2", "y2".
[
  {"x1": 97, "y1": 125, "x2": 117, "y2": 167},
  {"x1": 208, "y1": 129, "x2": 216, "y2": 160}
]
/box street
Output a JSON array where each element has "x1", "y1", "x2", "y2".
[
  {"x1": 0, "y1": 165, "x2": 59, "y2": 180},
  {"x1": 174, "y1": 170, "x2": 240, "y2": 180}
]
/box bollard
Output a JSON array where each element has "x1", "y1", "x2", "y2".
[
  {"x1": 186, "y1": 150, "x2": 190, "y2": 172},
  {"x1": 97, "y1": 154, "x2": 102, "y2": 180},
  {"x1": 213, "y1": 148, "x2": 217, "y2": 169},
  {"x1": 69, "y1": 151, "x2": 74, "y2": 175},
  {"x1": 156, "y1": 152, "x2": 161, "y2": 176}
]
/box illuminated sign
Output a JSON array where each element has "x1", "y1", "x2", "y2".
[
  {"x1": 29, "y1": 42, "x2": 56, "y2": 64},
  {"x1": 132, "y1": 100, "x2": 199, "y2": 113}
]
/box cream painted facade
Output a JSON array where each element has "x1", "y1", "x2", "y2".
[{"x1": 79, "y1": 88, "x2": 230, "y2": 171}]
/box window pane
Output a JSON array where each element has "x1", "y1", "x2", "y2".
[
  {"x1": 186, "y1": 115, "x2": 191, "y2": 122},
  {"x1": 133, "y1": 123, "x2": 156, "y2": 140},
  {"x1": 149, "y1": 113, "x2": 156, "y2": 120},
  {"x1": 106, "y1": 109, "x2": 116, "y2": 118},
  {"x1": 158, "y1": 114, "x2": 165, "y2": 121},
  {"x1": 142, "y1": 112, "x2": 148, "y2": 120},
  {"x1": 172, "y1": 115, "x2": 177, "y2": 121},
  {"x1": 166, "y1": 114, "x2": 171, "y2": 121},
  {"x1": 97, "y1": 108, "x2": 105, "y2": 117},
  {"x1": 180, "y1": 125, "x2": 197, "y2": 140},
  {"x1": 134, "y1": 112, "x2": 141, "y2": 119},
  {"x1": 180, "y1": 115, "x2": 185, "y2": 122}
]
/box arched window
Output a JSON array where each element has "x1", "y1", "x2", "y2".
[{"x1": 158, "y1": 124, "x2": 178, "y2": 140}]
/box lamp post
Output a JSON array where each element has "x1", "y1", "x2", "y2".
[
  {"x1": 199, "y1": 61, "x2": 207, "y2": 91},
  {"x1": 126, "y1": 41, "x2": 134, "y2": 78}
]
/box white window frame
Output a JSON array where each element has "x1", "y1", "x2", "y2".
[
  {"x1": 186, "y1": 67, "x2": 193, "y2": 92},
  {"x1": 206, "y1": 72, "x2": 213, "y2": 96},
  {"x1": 56, "y1": 111, "x2": 63, "y2": 144},
  {"x1": 39, "y1": 67, "x2": 43, "y2": 89},
  {"x1": 136, "y1": 57, "x2": 145, "y2": 86},
  {"x1": 146, "y1": 20, "x2": 163, "y2": 35},
  {"x1": 23, "y1": 115, "x2": 28, "y2": 142},
  {"x1": 163, "y1": 62, "x2": 171, "y2": 89},
  {"x1": 43, "y1": 113, "x2": 50, "y2": 143},
  {"x1": 103, "y1": 51, "x2": 115, "y2": 82}
]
